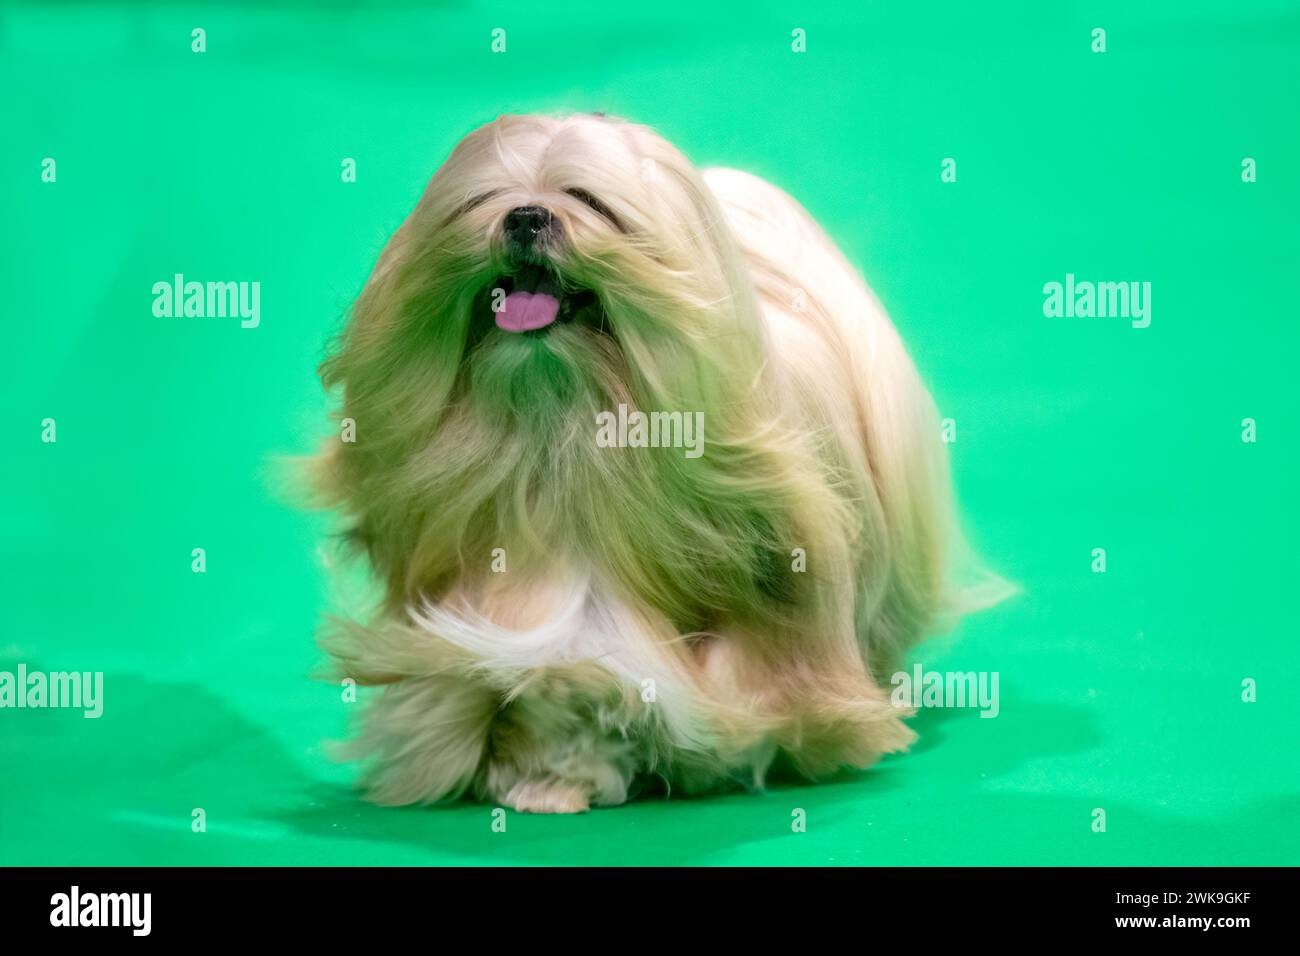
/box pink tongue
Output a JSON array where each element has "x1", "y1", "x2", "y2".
[{"x1": 497, "y1": 291, "x2": 560, "y2": 332}]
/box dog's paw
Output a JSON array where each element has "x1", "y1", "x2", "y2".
[{"x1": 503, "y1": 778, "x2": 591, "y2": 814}]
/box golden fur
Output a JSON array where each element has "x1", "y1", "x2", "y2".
[{"x1": 306, "y1": 113, "x2": 1003, "y2": 812}]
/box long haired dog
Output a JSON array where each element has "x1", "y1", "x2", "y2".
[{"x1": 310, "y1": 113, "x2": 1001, "y2": 813}]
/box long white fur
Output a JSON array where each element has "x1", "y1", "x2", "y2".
[{"x1": 409, "y1": 577, "x2": 714, "y2": 752}]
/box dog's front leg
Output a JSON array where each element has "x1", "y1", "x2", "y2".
[{"x1": 478, "y1": 668, "x2": 643, "y2": 814}]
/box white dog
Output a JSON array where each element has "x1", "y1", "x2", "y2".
[{"x1": 308, "y1": 113, "x2": 1003, "y2": 813}]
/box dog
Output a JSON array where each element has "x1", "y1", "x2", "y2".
[{"x1": 308, "y1": 113, "x2": 1003, "y2": 813}]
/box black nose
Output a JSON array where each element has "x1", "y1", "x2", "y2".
[{"x1": 504, "y1": 205, "x2": 552, "y2": 249}]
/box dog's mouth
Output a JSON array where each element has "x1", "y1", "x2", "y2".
[{"x1": 489, "y1": 264, "x2": 601, "y2": 334}]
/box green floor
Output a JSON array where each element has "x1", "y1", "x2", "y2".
[{"x1": 3, "y1": 2, "x2": 1298, "y2": 866}]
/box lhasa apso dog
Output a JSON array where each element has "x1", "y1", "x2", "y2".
[{"x1": 309, "y1": 113, "x2": 1002, "y2": 813}]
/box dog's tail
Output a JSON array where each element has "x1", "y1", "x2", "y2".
[{"x1": 703, "y1": 167, "x2": 1015, "y2": 673}]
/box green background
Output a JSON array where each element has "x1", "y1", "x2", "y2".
[{"x1": 3, "y1": 1, "x2": 1297, "y2": 866}]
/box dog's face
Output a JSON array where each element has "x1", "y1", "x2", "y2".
[{"x1": 437, "y1": 113, "x2": 720, "y2": 341}]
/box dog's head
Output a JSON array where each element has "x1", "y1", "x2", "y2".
[{"x1": 324, "y1": 114, "x2": 766, "y2": 431}]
